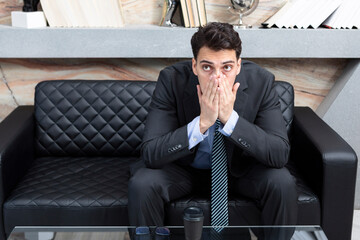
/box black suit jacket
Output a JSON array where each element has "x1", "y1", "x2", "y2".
[{"x1": 141, "y1": 60, "x2": 290, "y2": 177}]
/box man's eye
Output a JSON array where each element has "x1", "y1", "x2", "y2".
[
  {"x1": 202, "y1": 65, "x2": 211, "y2": 71},
  {"x1": 224, "y1": 65, "x2": 232, "y2": 71}
]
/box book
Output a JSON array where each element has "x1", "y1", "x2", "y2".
[
  {"x1": 39, "y1": 0, "x2": 125, "y2": 27},
  {"x1": 39, "y1": 0, "x2": 57, "y2": 26},
  {"x1": 196, "y1": 0, "x2": 207, "y2": 26},
  {"x1": 323, "y1": 0, "x2": 360, "y2": 29},
  {"x1": 186, "y1": 0, "x2": 195, "y2": 27},
  {"x1": 180, "y1": 0, "x2": 190, "y2": 27},
  {"x1": 159, "y1": 0, "x2": 207, "y2": 28},
  {"x1": 178, "y1": 0, "x2": 206, "y2": 28},
  {"x1": 262, "y1": 0, "x2": 342, "y2": 29},
  {"x1": 71, "y1": 0, "x2": 87, "y2": 27},
  {"x1": 191, "y1": 0, "x2": 200, "y2": 27}
]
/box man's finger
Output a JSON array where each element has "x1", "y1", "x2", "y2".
[
  {"x1": 197, "y1": 85, "x2": 202, "y2": 103},
  {"x1": 214, "y1": 87, "x2": 219, "y2": 106},
  {"x1": 204, "y1": 77, "x2": 213, "y2": 99},
  {"x1": 209, "y1": 78, "x2": 218, "y2": 103},
  {"x1": 219, "y1": 78, "x2": 228, "y2": 103},
  {"x1": 232, "y1": 82, "x2": 240, "y2": 96},
  {"x1": 221, "y1": 75, "x2": 232, "y2": 98}
]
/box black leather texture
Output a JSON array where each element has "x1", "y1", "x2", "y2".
[
  {"x1": 274, "y1": 81, "x2": 294, "y2": 137},
  {"x1": 4, "y1": 156, "x2": 134, "y2": 233},
  {"x1": 0, "y1": 106, "x2": 35, "y2": 240},
  {"x1": 35, "y1": 80, "x2": 155, "y2": 157},
  {"x1": 0, "y1": 80, "x2": 356, "y2": 240},
  {"x1": 292, "y1": 107, "x2": 358, "y2": 240}
]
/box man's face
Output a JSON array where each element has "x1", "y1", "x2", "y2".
[{"x1": 192, "y1": 46, "x2": 241, "y2": 93}]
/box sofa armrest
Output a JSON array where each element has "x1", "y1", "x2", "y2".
[
  {"x1": 0, "y1": 106, "x2": 35, "y2": 200},
  {"x1": 291, "y1": 107, "x2": 357, "y2": 240}
]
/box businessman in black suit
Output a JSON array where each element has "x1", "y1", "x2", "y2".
[{"x1": 128, "y1": 22, "x2": 297, "y2": 234}]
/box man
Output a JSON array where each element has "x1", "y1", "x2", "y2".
[{"x1": 128, "y1": 22, "x2": 297, "y2": 232}]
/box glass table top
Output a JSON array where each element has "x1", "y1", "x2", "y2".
[{"x1": 8, "y1": 225, "x2": 327, "y2": 240}]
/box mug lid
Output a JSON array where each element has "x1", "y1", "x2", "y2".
[{"x1": 183, "y1": 206, "x2": 204, "y2": 218}]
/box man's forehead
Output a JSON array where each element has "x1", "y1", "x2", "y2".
[{"x1": 196, "y1": 47, "x2": 237, "y2": 63}]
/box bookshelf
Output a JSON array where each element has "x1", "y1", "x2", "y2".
[{"x1": 0, "y1": 24, "x2": 359, "y2": 58}]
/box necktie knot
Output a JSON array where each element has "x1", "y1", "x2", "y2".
[{"x1": 215, "y1": 119, "x2": 221, "y2": 130}]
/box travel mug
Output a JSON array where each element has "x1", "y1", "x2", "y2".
[{"x1": 183, "y1": 206, "x2": 204, "y2": 240}]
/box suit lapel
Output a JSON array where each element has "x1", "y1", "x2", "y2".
[
  {"x1": 233, "y1": 71, "x2": 248, "y2": 118},
  {"x1": 225, "y1": 68, "x2": 249, "y2": 163},
  {"x1": 183, "y1": 73, "x2": 201, "y2": 123}
]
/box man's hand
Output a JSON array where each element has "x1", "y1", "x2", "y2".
[
  {"x1": 218, "y1": 74, "x2": 240, "y2": 124},
  {"x1": 197, "y1": 76, "x2": 219, "y2": 134}
]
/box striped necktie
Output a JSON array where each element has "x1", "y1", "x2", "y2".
[{"x1": 211, "y1": 119, "x2": 229, "y2": 231}]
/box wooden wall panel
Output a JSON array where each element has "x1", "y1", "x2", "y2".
[
  {"x1": 250, "y1": 58, "x2": 348, "y2": 109},
  {"x1": 0, "y1": 0, "x2": 348, "y2": 122},
  {"x1": 0, "y1": 58, "x2": 347, "y2": 121}
]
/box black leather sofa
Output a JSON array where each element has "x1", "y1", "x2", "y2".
[{"x1": 0, "y1": 80, "x2": 357, "y2": 240}]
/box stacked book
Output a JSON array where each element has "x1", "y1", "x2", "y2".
[
  {"x1": 263, "y1": 0, "x2": 360, "y2": 29},
  {"x1": 180, "y1": 0, "x2": 207, "y2": 28},
  {"x1": 323, "y1": 0, "x2": 360, "y2": 29},
  {"x1": 40, "y1": 0, "x2": 125, "y2": 27}
]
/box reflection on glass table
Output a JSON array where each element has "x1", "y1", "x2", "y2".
[{"x1": 8, "y1": 225, "x2": 327, "y2": 240}]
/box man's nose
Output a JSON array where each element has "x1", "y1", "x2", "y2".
[{"x1": 214, "y1": 69, "x2": 221, "y2": 78}]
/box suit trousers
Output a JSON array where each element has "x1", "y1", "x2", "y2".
[{"x1": 128, "y1": 161, "x2": 298, "y2": 232}]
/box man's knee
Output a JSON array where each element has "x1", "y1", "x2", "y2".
[
  {"x1": 128, "y1": 168, "x2": 161, "y2": 196},
  {"x1": 263, "y1": 168, "x2": 297, "y2": 201}
]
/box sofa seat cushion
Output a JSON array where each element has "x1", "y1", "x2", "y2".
[
  {"x1": 3, "y1": 156, "x2": 135, "y2": 234},
  {"x1": 166, "y1": 170, "x2": 320, "y2": 226}
]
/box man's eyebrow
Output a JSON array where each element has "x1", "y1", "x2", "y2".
[
  {"x1": 199, "y1": 60, "x2": 213, "y2": 64},
  {"x1": 222, "y1": 60, "x2": 235, "y2": 64}
]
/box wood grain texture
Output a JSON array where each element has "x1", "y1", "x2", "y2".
[
  {"x1": 0, "y1": 63, "x2": 17, "y2": 122},
  {"x1": 249, "y1": 58, "x2": 348, "y2": 109},
  {"x1": 0, "y1": 0, "x2": 22, "y2": 24},
  {"x1": 0, "y1": 58, "x2": 347, "y2": 122}
]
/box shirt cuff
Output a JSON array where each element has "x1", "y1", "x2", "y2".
[
  {"x1": 187, "y1": 116, "x2": 209, "y2": 150},
  {"x1": 219, "y1": 110, "x2": 239, "y2": 137}
]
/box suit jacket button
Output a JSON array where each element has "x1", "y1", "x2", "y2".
[
  {"x1": 238, "y1": 138, "x2": 242, "y2": 142},
  {"x1": 178, "y1": 144, "x2": 182, "y2": 148}
]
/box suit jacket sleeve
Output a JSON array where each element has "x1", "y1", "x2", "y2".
[
  {"x1": 229, "y1": 73, "x2": 290, "y2": 168},
  {"x1": 141, "y1": 69, "x2": 195, "y2": 169}
]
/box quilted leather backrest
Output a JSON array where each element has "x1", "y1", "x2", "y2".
[
  {"x1": 35, "y1": 80, "x2": 156, "y2": 157},
  {"x1": 274, "y1": 81, "x2": 294, "y2": 137},
  {"x1": 34, "y1": 80, "x2": 294, "y2": 157}
]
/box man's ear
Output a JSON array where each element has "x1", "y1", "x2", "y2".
[
  {"x1": 236, "y1": 58, "x2": 242, "y2": 75},
  {"x1": 192, "y1": 58, "x2": 198, "y2": 76}
]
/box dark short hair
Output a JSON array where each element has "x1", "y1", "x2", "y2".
[{"x1": 191, "y1": 22, "x2": 242, "y2": 60}]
